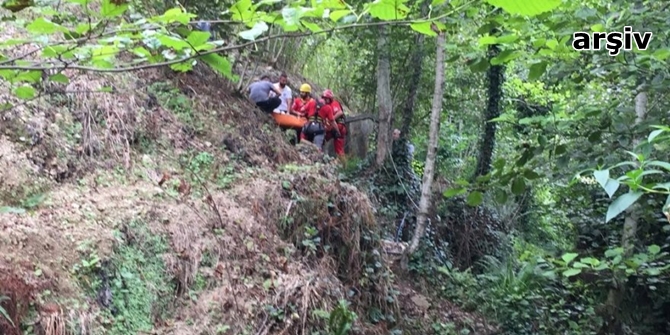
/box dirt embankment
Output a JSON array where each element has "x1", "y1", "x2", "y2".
[
  {"x1": 0, "y1": 42, "x2": 401, "y2": 333},
  {"x1": 0, "y1": 9, "x2": 495, "y2": 334}
]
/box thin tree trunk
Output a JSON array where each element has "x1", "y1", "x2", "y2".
[
  {"x1": 271, "y1": 37, "x2": 287, "y2": 66},
  {"x1": 470, "y1": 12, "x2": 502, "y2": 180},
  {"x1": 406, "y1": 26, "x2": 447, "y2": 255},
  {"x1": 400, "y1": 0, "x2": 430, "y2": 137},
  {"x1": 472, "y1": 42, "x2": 504, "y2": 180},
  {"x1": 375, "y1": 25, "x2": 393, "y2": 167},
  {"x1": 236, "y1": 60, "x2": 250, "y2": 93},
  {"x1": 601, "y1": 88, "x2": 647, "y2": 335}
]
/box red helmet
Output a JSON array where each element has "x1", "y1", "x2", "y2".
[{"x1": 322, "y1": 89, "x2": 334, "y2": 99}]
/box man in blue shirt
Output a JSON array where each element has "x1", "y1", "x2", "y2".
[{"x1": 248, "y1": 75, "x2": 283, "y2": 113}]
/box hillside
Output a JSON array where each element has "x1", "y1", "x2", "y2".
[{"x1": 0, "y1": 10, "x2": 496, "y2": 335}]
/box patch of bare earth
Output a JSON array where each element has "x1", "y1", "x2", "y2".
[
  {"x1": 1, "y1": 165, "x2": 347, "y2": 334},
  {"x1": 393, "y1": 282, "x2": 499, "y2": 334}
]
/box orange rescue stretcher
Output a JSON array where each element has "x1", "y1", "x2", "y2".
[{"x1": 272, "y1": 112, "x2": 307, "y2": 130}]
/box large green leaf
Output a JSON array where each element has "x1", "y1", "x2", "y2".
[
  {"x1": 593, "y1": 169, "x2": 609, "y2": 189},
  {"x1": 466, "y1": 191, "x2": 483, "y2": 206},
  {"x1": 511, "y1": 177, "x2": 526, "y2": 195},
  {"x1": 528, "y1": 61, "x2": 547, "y2": 80},
  {"x1": 410, "y1": 22, "x2": 437, "y2": 36},
  {"x1": 652, "y1": 48, "x2": 670, "y2": 61},
  {"x1": 484, "y1": 0, "x2": 561, "y2": 17},
  {"x1": 231, "y1": 0, "x2": 255, "y2": 25},
  {"x1": 562, "y1": 268, "x2": 582, "y2": 277},
  {"x1": 606, "y1": 191, "x2": 643, "y2": 223},
  {"x1": 561, "y1": 252, "x2": 578, "y2": 264},
  {"x1": 494, "y1": 189, "x2": 508, "y2": 204},
  {"x1": 14, "y1": 85, "x2": 35, "y2": 99},
  {"x1": 282, "y1": 7, "x2": 302, "y2": 26},
  {"x1": 648, "y1": 129, "x2": 665, "y2": 143},
  {"x1": 157, "y1": 7, "x2": 196, "y2": 25},
  {"x1": 478, "y1": 35, "x2": 497, "y2": 46},
  {"x1": 26, "y1": 17, "x2": 68, "y2": 34},
  {"x1": 602, "y1": 179, "x2": 620, "y2": 199},
  {"x1": 2, "y1": 0, "x2": 33, "y2": 12},
  {"x1": 187, "y1": 31, "x2": 211, "y2": 46},
  {"x1": 100, "y1": 0, "x2": 128, "y2": 17},
  {"x1": 367, "y1": 0, "x2": 410, "y2": 20},
  {"x1": 443, "y1": 187, "x2": 466, "y2": 197},
  {"x1": 330, "y1": 9, "x2": 351, "y2": 22},
  {"x1": 301, "y1": 21, "x2": 322, "y2": 33},
  {"x1": 239, "y1": 21, "x2": 269, "y2": 40},
  {"x1": 496, "y1": 34, "x2": 518, "y2": 44},
  {"x1": 49, "y1": 73, "x2": 69, "y2": 84},
  {"x1": 199, "y1": 53, "x2": 236, "y2": 81},
  {"x1": 491, "y1": 50, "x2": 522, "y2": 65},
  {"x1": 468, "y1": 58, "x2": 489, "y2": 72},
  {"x1": 14, "y1": 70, "x2": 41, "y2": 83},
  {"x1": 156, "y1": 34, "x2": 191, "y2": 50},
  {"x1": 646, "y1": 160, "x2": 670, "y2": 172}
]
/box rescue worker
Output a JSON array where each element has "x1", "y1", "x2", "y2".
[
  {"x1": 301, "y1": 91, "x2": 341, "y2": 150},
  {"x1": 247, "y1": 75, "x2": 283, "y2": 113},
  {"x1": 291, "y1": 83, "x2": 316, "y2": 144},
  {"x1": 269, "y1": 72, "x2": 293, "y2": 114},
  {"x1": 322, "y1": 89, "x2": 347, "y2": 159}
]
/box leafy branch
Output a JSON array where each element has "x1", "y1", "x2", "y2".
[
  {"x1": 582, "y1": 126, "x2": 670, "y2": 223},
  {"x1": 0, "y1": 0, "x2": 563, "y2": 105}
]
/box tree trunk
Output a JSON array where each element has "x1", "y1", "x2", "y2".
[
  {"x1": 406, "y1": 27, "x2": 447, "y2": 255},
  {"x1": 472, "y1": 43, "x2": 504, "y2": 180},
  {"x1": 400, "y1": 0, "x2": 430, "y2": 137},
  {"x1": 601, "y1": 89, "x2": 647, "y2": 335},
  {"x1": 375, "y1": 25, "x2": 393, "y2": 167}
]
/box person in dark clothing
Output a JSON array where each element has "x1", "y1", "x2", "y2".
[
  {"x1": 248, "y1": 75, "x2": 283, "y2": 113},
  {"x1": 194, "y1": 21, "x2": 215, "y2": 41}
]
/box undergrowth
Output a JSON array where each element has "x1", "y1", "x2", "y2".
[
  {"x1": 147, "y1": 82, "x2": 202, "y2": 132},
  {"x1": 277, "y1": 171, "x2": 400, "y2": 329},
  {"x1": 75, "y1": 219, "x2": 173, "y2": 335}
]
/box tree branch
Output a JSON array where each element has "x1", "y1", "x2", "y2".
[{"x1": 0, "y1": 2, "x2": 473, "y2": 72}]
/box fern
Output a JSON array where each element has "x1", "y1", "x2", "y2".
[{"x1": 329, "y1": 300, "x2": 357, "y2": 335}]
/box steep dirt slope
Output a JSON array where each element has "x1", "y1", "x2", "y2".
[
  {"x1": 0, "y1": 10, "x2": 496, "y2": 335},
  {"x1": 0, "y1": 56, "x2": 371, "y2": 333}
]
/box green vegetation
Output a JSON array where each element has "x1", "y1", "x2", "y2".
[{"x1": 74, "y1": 220, "x2": 172, "y2": 335}]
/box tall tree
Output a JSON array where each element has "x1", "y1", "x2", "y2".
[
  {"x1": 375, "y1": 25, "x2": 394, "y2": 167},
  {"x1": 400, "y1": 0, "x2": 430, "y2": 138},
  {"x1": 472, "y1": 38, "x2": 504, "y2": 180},
  {"x1": 407, "y1": 23, "x2": 446, "y2": 255},
  {"x1": 601, "y1": 87, "x2": 648, "y2": 335}
]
